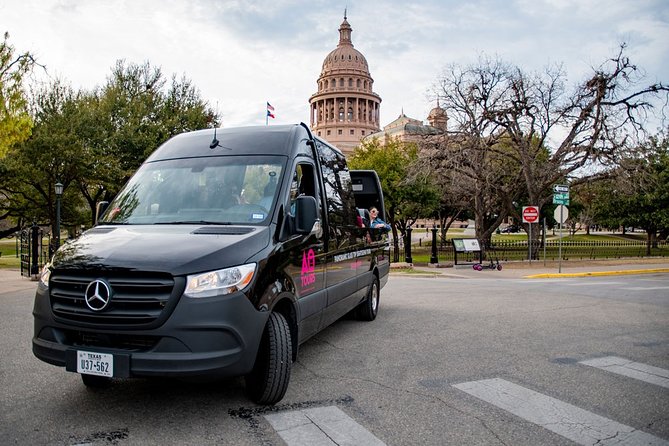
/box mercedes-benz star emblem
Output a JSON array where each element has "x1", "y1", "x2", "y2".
[{"x1": 84, "y1": 279, "x2": 112, "y2": 311}]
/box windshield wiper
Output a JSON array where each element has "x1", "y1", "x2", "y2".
[{"x1": 154, "y1": 221, "x2": 234, "y2": 225}]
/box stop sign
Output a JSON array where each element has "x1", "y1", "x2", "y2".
[{"x1": 522, "y1": 206, "x2": 540, "y2": 223}]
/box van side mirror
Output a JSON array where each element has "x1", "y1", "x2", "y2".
[
  {"x1": 294, "y1": 195, "x2": 318, "y2": 233},
  {"x1": 95, "y1": 201, "x2": 109, "y2": 225}
]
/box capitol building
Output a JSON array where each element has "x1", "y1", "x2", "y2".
[{"x1": 310, "y1": 14, "x2": 447, "y2": 155}]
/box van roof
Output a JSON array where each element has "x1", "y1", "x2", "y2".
[{"x1": 146, "y1": 124, "x2": 308, "y2": 162}]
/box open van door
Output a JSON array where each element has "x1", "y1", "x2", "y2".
[{"x1": 350, "y1": 170, "x2": 386, "y2": 222}]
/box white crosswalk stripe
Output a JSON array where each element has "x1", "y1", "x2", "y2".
[
  {"x1": 580, "y1": 356, "x2": 669, "y2": 389},
  {"x1": 453, "y1": 378, "x2": 669, "y2": 446},
  {"x1": 265, "y1": 406, "x2": 386, "y2": 446}
]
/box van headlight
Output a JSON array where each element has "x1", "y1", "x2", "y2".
[
  {"x1": 185, "y1": 263, "x2": 256, "y2": 298},
  {"x1": 39, "y1": 263, "x2": 51, "y2": 288}
]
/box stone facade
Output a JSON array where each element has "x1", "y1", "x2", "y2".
[
  {"x1": 309, "y1": 15, "x2": 382, "y2": 154},
  {"x1": 363, "y1": 106, "x2": 447, "y2": 145}
]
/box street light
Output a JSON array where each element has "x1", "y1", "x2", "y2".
[{"x1": 55, "y1": 182, "x2": 63, "y2": 251}]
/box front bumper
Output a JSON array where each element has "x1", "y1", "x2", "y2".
[{"x1": 32, "y1": 284, "x2": 269, "y2": 378}]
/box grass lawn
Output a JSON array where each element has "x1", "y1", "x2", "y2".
[{"x1": 0, "y1": 238, "x2": 20, "y2": 269}]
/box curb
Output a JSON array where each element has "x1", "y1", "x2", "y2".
[{"x1": 524, "y1": 268, "x2": 669, "y2": 279}]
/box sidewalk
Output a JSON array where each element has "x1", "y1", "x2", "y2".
[
  {"x1": 396, "y1": 258, "x2": 669, "y2": 279},
  {"x1": 1, "y1": 258, "x2": 669, "y2": 295},
  {"x1": 0, "y1": 268, "x2": 38, "y2": 293}
]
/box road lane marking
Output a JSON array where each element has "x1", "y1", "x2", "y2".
[
  {"x1": 564, "y1": 282, "x2": 625, "y2": 286},
  {"x1": 264, "y1": 406, "x2": 386, "y2": 446},
  {"x1": 622, "y1": 286, "x2": 669, "y2": 291},
  {"x1": 580, "y1": 356, "x2": 669, "y2": 389},
  {"x1": 453, "y1": 378, "x2": 669, "y2": 445}
]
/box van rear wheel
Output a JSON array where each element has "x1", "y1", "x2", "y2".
[
  {"x1": 356, "y1": 278, "x2": 379, "y2": 321},
  {"x1": 245, "y1": 312, "x2": 292, "y2": 405}
]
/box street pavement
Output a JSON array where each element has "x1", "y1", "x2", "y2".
[{"x1": 1, "y1": 262, "x2": 668, "y2": 445}]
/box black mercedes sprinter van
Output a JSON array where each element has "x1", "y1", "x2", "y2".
[{"x1": 32, "y1": 123, "x2": 389, "y2": 404}]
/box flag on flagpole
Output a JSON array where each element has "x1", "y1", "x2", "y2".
[{"x1": 266, "y1": 101, "x2": 275, "y2": 125}]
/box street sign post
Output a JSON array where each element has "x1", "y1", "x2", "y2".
[
  {"x1": 553, "y1": 204, "x2": 569, "y2": 273},
  {"x1": 553, "y1": 186, "x2": 570, "y2": 273},
  {"x1": 522, "y1": 206, "x2": 539, "y2": 262}
]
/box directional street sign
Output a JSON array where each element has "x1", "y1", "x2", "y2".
[
  {"x1": 553, "y1": 194, "x2": 570, "y2": 205},
  {"x1": 553, "y1": 184, "x2": 570, "y2": 205}
]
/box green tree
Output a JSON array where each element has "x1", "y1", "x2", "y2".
[
  {"x1": 349, "y1": 138, "x2": 438, "y2": 262},
  {"x1": 0, "y1": 80, "x2": 88, "y2": 239},
  {"x1": 0, "y1": 60, "x2": 219, "y2": 238},
  {"x1": 595, "y1": 132, "x2": 669, "y2": 253},
  {"x1": 0, "y1": 32, "x2": 36, "y2": 158}
]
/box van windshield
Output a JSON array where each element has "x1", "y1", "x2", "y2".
[{"x1": 100, "y1": 156, "x2": 285, "y2": 225}]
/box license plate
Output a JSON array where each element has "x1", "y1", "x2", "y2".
[{"x1": 77, "y1": 351, "x2": 113, "y2": 377}]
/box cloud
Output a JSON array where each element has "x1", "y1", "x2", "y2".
[{"x1": 2, "y1": 0, "x2": 667, "y2": 130}]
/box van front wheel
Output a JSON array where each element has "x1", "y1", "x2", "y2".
[
  {"x1": 356, "y1": 278, "x2": 379, "y2": 321},
  {"x1": 245, "y1": 312, "x2": 292, "y2": 405}
]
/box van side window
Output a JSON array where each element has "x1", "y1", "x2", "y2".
[
  {"x1": 316, "y1": 140, "x2": 356, "y2": 246},
  {"x1": 289, "y1": 163, "x2": 319, "y2": 215}
]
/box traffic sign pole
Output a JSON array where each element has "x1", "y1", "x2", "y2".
[
  {"x1": 529, "y1": 221, "x2": 532, "y2": 263},
  {"x1": 522, "y1": 206, "x2": 540, "y2": 263},
  {"x1": 559, "y1": 205, "x2": 563, "y2": 273}
]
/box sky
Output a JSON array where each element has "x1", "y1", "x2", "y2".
[{"x1": 3, "y1": 0, "x2": 669, "y2": 130}]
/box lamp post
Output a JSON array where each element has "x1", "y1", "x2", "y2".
[{"x1": 55, "y1": 182, "x2": 63, "y2": 251}]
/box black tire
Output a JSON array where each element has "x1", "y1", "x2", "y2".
[
  {"x1": 356, "y1": 277, "x2": 379, "y2": 321},
  {"x1": 81, "y1": 373, "x2": 112, "y2": 389},
  {"x1": 245, "y1": 312, "x2": 292, "y2": 405}
]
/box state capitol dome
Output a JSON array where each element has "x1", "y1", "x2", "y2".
[
  {"x1": 309, "y1": 14, "x2": 382, "y2": 154},
  {"x1": 320, "y1": 19, "x2": 369, "y2": 75}
]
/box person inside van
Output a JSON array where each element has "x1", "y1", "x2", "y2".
[{"x1": 369, "y1": 206, "x2": 390, "y2": 231}]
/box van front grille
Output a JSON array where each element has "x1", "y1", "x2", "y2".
[{"x1": 50, "y1": 272, "x2": 175, "y2": 326}]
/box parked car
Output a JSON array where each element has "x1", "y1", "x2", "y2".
[{"x1": 500, "y1": 225, "x2": 520, "y2": 233}]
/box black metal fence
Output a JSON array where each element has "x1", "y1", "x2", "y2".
[
  {"x1": 391, "y1": 239, "x2": 669, "y2": 264},
  {"x1": 19, "y1": 225, "x2": 51, "y2": 277}
]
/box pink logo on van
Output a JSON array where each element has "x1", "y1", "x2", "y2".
[{"x1": 301, "y1": 249, "x2": 316, "y2": 288}]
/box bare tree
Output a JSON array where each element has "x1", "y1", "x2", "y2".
[{"x1": 423, "y1": 46, "x2": 668, "y2": 255}]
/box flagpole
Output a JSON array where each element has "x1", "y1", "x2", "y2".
[{"x1": 266, "y1": 101, "x2": 275, "y2": 125}]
